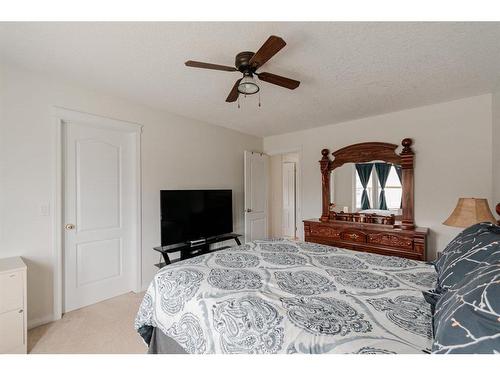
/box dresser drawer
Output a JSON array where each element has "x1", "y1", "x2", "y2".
[
  {"x1": 0, "y1": 271, "x2": 24, "y2": 313},
  {"x1": 0, "y1": 309, "x2": 24, "y2": 353},
  {"x1": 340, "y1": 230, "x2": 366, "y2": 243},
  {"x1": 367, "y1": 233, "x2": 414, "y2": 250},
  {"x1": 309, "y1": 225, "x2": 341, "y2": 239}
]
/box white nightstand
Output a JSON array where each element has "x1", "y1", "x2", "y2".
[{"x1": 0, "y1": 257, "x2": 27, "y2": 354}]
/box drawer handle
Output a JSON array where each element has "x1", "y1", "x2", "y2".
[
  {"x1": 19, "y1": 309, "x2": 23, "y2": 313},
  {"x1": 9, "y1": 274, "x2": 16, "y2": 278}
]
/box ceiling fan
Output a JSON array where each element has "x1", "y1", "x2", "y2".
[{"x1": 185, "y1": 35, "x2": 300, "y2": 103}]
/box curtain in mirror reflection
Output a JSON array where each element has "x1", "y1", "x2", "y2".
[{"x1": 354, "y1": 163, "x2": 402, "y2": 211}]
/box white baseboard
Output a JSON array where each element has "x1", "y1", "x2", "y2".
[{"x1": 28, "y1": 314, "x2": 54, "y2": 330}]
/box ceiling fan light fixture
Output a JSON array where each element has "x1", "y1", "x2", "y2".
[
  {"x1": 185, "y1": 35, "x2": 300, "y2": 103},
  {"x1": 237, "y1": 74, "x2": 259, "y2": 95}
]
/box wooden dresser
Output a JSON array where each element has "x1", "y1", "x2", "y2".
[
  {"x1": 304, "y1": 219, "x2": 428, "y2": 260},
  {"x1": 305, "y1": 138, "x2": 429, "y2": 261}
]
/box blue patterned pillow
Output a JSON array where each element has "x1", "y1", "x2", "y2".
[
  {"x1": 434, "y1": 223, "x2": 485, "y2": 272},
  {"x1": 432, "y1": 253, "x2": 500, "y2": 354},
  {"x1": 434, "y1": 223, "x2": 500, "y2": 292}
]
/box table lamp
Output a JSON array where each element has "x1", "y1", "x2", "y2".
[{"x1": 443, "y1": 198, "x2": 497, "y2": 228}]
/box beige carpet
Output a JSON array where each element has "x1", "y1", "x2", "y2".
[{"x1": 28, "y1": 292, "x2": 147, "y2": 354}]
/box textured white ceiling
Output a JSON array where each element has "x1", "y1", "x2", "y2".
[{"x1": 1, "y1": 22, "x2": 500, "y2": 137}]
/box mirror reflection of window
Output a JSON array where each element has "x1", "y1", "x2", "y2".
[
  {"x1": 354, "y1": 164, "x2": 402, "y2": 211},
  {"x1": 384, "y1": 166, "x2": 402, "y2": 210},
  {"x1": 354, "y1": 169, "x2": 378, "y2": 209}
]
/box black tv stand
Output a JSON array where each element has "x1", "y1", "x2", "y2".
[{"x1": 153, "y1": 233, "x2": 242, "y2": 268}]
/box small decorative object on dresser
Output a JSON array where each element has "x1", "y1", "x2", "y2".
[
  {"x1": 0, "y1": 257, "x2": 27, "y2": 354},
  {"x1": 304, "y1": 138, "x2": 429, "y2": 260}
]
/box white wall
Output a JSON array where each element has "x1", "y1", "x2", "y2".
[
  {"x1": 492, "y1": 90, "x2": 500, "y2": 211},
  {"x1": 264, "y1": 95, "x2": 494, "y2": 260},
  {"x1": 0, "y1": 63, "x2": 262, "y2": 328}
]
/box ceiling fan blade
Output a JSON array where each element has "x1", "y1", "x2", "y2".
[
  {"x1": 249, "y1": 35, "x2": 286, "y2": 69},
  {"x1": 185, "y1": 60, "x2": 237, "y2": 72},
  {"x1": 226, "y1": 78, "x2": 242, "y2": 102},
  {"x1": 257, "y1": 72, "x2": 300, "y2": 90}
]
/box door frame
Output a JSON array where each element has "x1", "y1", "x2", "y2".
[
  {"x1": 52, "y1": 107, "x2": 142, "y2": 321},
  {"x1": 266, "y1": 146, "x2": 303, "y2": 240}
]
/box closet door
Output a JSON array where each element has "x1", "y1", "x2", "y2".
[
  {"x1": 282, "y1": 162, "x2": 296, "y2": 238},
  {"x1": 244, "y1": 151, "x2": 269, "y2": 242}
]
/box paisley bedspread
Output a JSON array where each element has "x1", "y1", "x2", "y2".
[{"x1": 135, "y1": 239, "x2": 436, "y2": 354}]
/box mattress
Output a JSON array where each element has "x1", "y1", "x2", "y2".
[{"x1": 135, "y1": 239, "x2": 436, "y2": 354}]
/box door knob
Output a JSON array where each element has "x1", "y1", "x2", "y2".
[
  {"x1": 245, "y1": 208, "x2": 252, "y2": 213},
  {"x1": 65, "y1": 224, "x2": 76, "y2": 230}
]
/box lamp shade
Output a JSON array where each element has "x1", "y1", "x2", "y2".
[{"x1": 443, "y1": 198, "x2": 496, "y2": 228}]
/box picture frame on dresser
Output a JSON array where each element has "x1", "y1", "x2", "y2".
[{"x1": 303, "y1": 138, "x2": 429, "y2": 260}]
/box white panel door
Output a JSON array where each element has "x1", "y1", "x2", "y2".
[
  {"x1": 244, "y1": 151, "x2": 269, "y2": 243},
  {"x1": 282, "y1": 162, "x2": 296, "y2": 238},
  {"x1": 64, "y1": 122, "x2": 135, "y2": 312}
]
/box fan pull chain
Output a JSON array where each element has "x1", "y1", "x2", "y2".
[
  {"x1": 237, "y1": 96, "x2": 240, "y2": 109},
  {"x1": 258, "y1": 91, "x2": 261, "y2": 107}
]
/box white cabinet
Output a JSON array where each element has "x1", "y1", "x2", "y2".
[{"x1": 0, "y1": 257, "x2": 27, "y2": 354}]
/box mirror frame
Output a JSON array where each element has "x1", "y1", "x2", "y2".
[{"x1": 320, "y1": 138, "x2": 415, "y2": 229}]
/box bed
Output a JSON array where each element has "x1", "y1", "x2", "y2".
[{"x1": 135, "y1": 239, "x2": 436, "y2": 354}]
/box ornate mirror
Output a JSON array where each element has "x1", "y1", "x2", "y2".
[{"x1": 320, "y1": 138, "x2": 415, "y2": 229}]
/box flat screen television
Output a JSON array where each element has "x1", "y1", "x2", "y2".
[{"x1": 160, "y1": 189, "x2": 233, "y2": 246}]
